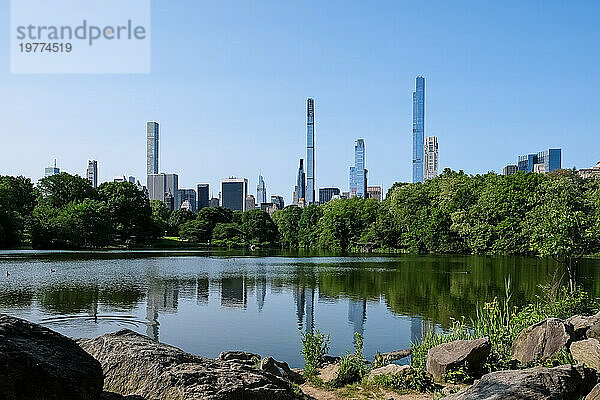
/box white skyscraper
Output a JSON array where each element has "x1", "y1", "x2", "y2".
[{"x1": 424, "y1": 136, "x2": 438, "y2": 181}]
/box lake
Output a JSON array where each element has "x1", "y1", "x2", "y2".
[{"x1": 0, "y1": 250, "x2": 598, "y2": 367}]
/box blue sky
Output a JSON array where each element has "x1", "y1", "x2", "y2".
[{"x1": 1, "y1": 0, "x2": 599, "y2": 202}]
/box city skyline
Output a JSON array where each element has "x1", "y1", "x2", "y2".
[{"x1": 1, "y1": 2, "x2": 596, "y2": 201}]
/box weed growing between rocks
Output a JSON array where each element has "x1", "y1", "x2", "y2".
[
  {"x1": 332, "y1": 332, "x2": 369, "y2": 387},
  {"x1": 301, "y1": 330, "x2": 330, "y2": 377}
]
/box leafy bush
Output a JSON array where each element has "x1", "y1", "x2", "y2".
[
  {"x1": 332, "y1": 333, "x2": 369, "y2": 387},
  {"x1": 370, "y1": 369, "x2": 438, "y2": 393},
  {"x1": 301, "y1": 330, "x2": 330, "y2": 377}
]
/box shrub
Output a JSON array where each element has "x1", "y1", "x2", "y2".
[
  {"x1": 301, "y1": 330, "x2": 330, "y2": 377},
  {"x1": 332, "y1": 332, "x2": 369, "y2": 387},
  {"x1": 370, "y1": 369, "x2": 438, "y2": 393}
]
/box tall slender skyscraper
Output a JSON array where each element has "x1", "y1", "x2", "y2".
[
  {"x1": 296, "y1": 159, "x2": 305, "y2": 203},
  {"x1": 349, "y1": 139, "x2": 366, "y2": 198},
  {"x1": 424, "y1": 136, "x2": 439, "y2": 181},
  {"x1": 86, "y1": 160, "x2": 98, "y2": 188},
  {"x1": 306, "y1": 98, "x2": 315, "y2": 204},
  {"x1": 257, "y1": 174, "x2": 267, "y2": 205},
  {"x1": 412, "y1": 77, "x2": 425, "y2": 183},
  {"x1": 146, "y1": 121, "x2": 159, "y2": 176}
]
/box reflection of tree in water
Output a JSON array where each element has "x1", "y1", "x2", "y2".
[{"x1": 0, "y1": 289, "x2": 34, "y2": 308}]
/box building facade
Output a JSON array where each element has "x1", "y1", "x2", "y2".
[
  {"x1": 503, "y1": 164, "x2": 518, "y2": 176},
  {"x1": 179, "y1": 189, "x2": 197, "y2": 212},
  {"x1": 86, "y1": 160, "x2": 98, "y2": 188},
  {"x1": 424, "y1": 136, "x2": 438, "y2": 181},
  {"x1": 319, "y1": 187, "x2": 340, "y2": 204},
  {"x1": 44, "y1": 160, "x2": 60, "y2": 178},
  {"x1": 412, "y1": 76, "x2": 425, "y2": 183},
  {"x1": 197, "y1": 184, "x2": 209, "y2": 210},
  {"x1": 257, "y1": 174, "x2": 267, "y2": 205},
  {"x1": 366, "y1": 186, "x2": 382, "y2": 202},
  {"x1": 270, "y1": 195, "x2": 284, "y2": 210},
  {"x1": 245, "y1": 194, "x2": 256, "y2": 211},
  {"x1": 221, "y1": 178, "x2": 248, "y2": 211},
  {"x1": 148, "y1": 173, "x2": 180, "y2": 210},
  {"x1": 146, "y1": 121, "x2": 159, "y2": 176},
  {"x1": 295, "y1": 159, "x2": 305, "y2": 204},
  {"x1": 579, "y1": 162, "x2": 600, "y2": 179},
  {"x1": 517, "y1": 148, "x2": 561, "y2": 173},
  {"x1": 349, "y1": 139, "x2": 366, "y2": 198},
  {"x1": 306, "y1": 98, "x2": 316, "y2": 204},
  {"x1": 209, "y1": 198, "x2": 220, "y2": 208}
]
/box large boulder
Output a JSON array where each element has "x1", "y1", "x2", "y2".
[
  {"x1": 571, "y1": 338, "x2": 600, "y2": 371},
  {"x1": 567, "y1": 312, "x2": 600, "y2": 339},
  {"x1": 367, "y1": 364, "x2": 412, "y2": 380},
  {"x1": 426, "y1": 337, "x2": 491, "y2": 380},
  {"x1": 216, "y1": 351, "x2": 260, "y2": 367},
  {"x1": 78, "y1": 329, "x2": 297, "y2": 400},
  {"x1": 511, "y1": 318, "x2": 573, "y2": 364},
  {"x1": 445, "y1": 364, "x2": 597, "y2": 400},
  {"x1": 260, "y1": 357, "x2": 304, "y2": 384},
  {"x1": 0, "y1": 314, "x2": 103, "y2": 400},
  {"x1": 587, "y1": 384, "x2": 600, "y2": 400}
]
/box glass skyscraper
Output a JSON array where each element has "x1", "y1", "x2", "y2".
[
  {"x1": 257, "y1": 174, "x2": 267, "y2": 205},
  {"x1": 86, "y1": 160, "x2": 98, "y2": 188},
  {"x1": 306, "y1": 98, "x2": 315, "y2": 204},
  {"x1": 412, "y1": 76, "x2": 425, "y2": 183},
  {"x1": 221, "y1": 178, "x2": 248, "y2": 211},
  {"x1": 146, "y1": 121, "x2": 159, "y2": 176},
  {"x1": 349, "y1": 139, "x2": 366, "y2": 198},
  {"x1": 296, "y1": 159, "x2": 305, "y2": 202},
  {"x1": 197, "y1": 184, "x2": 209, "y2": 210}
]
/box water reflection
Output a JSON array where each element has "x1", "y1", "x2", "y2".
[{"x1": 0, "y1": 252, "x2": 598, "y2": 367}]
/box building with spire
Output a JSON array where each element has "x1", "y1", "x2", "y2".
[
  {"x1": 257, "y1": 174, "x2": 267, "y2": 205},
  {"x1": 412, "y1": 76, "x2": 425, "y2": 183}
]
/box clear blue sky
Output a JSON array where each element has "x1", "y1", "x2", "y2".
[{"x1": 1, "y1": 0, "x2": 599, "y2": 202}]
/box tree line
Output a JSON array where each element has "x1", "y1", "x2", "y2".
[{"x1": 2, "y1": 169, "x2": 600, "y2": 270}]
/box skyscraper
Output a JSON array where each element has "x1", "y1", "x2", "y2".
[
  {"x1": 86, "y1": 160, "x2": 98, "y2": 188},
  {"x1": 270, "y1": 195, "x2": 284, "y2": 210},
  {"x1": 44, "y1": 160, "x2": 60, "y2": 178},
  {"x1": 517, "y1": 148, "x2": 562, "y2": 173},
  {"x1": 257, "y1": 174, "x2": 267, "y2": 205},
  {"x1": 146, "y1": 121, "x2": 159, "y2": 176},
  {"x1": 412, "y1": 76, "x2": 425, "y2": 183},
  {"x1": 197, "y1": 184, "x2": 209, "y2": 210},
  {"x1": 148, "y1": 173, "x2": 179, "y2": 209},
  {"x1": 349, "y1": 139, "x2": 366, "y2": 197},
  {"x1": 319, "y1": 187, "x2": 340, "y2": 204},
  {"x1": 424, "y1": 136, "x2": 438, "y2": 181},
  {"x1": 306, "y1": 98, "x2": 315, "y2": 204},
  {"x1": 295, "y1": 159, "x2": 305, "y2": 204},
  {"x1": 179, "y1": 189, "x2": 197, "y2": 212},
  {"x1": 221, "y1": 178, "x2": 248, "y2": 211},
  {"x1": 245, "y1": 195, "x2": 256, "y2": 211}
]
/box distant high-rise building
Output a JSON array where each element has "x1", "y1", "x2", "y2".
[
  {"x1": 424, "y1": 136, "x2": 438, "y2": 181},
  {"x1": 271, "y1": 195, "x2": 284, "y2": 210},
  {"x1": 128, "y1": 176, "x2": 136, "y2": 184},
  {"x1": 148, "y1": 173, "x2": 179, "y2": 209},
  {"x1": 44, "y1": 160, "x2": 60, "y2": 178},
  {"x1": 197, "y1": 184, "x2": 209, "y2": 210},
  {"x1": 366, "y1": 186, "x2": 382, "y2": 202},
  {"x1": 295, "y1": 159, "x2": 306, "y2": 204},
  {"x1": 349, "y1": 139, "x2": 366, "y2": 198},
  {"x1": 245, "y1": 195, "x2": 256, "y2": 211},
  {"x1": 579, "y1": 162, "x2": 600, "y2": 179},
  {"x1": 517, "y1": 148, "x2": 561, "y2": 173},
  {"x1": 86, "y1": 160, "x2": 98, "y2": 188},
  {"x1": 221, "y1": 178, "x2": 248, "y2": 211},
  {"x1": 179, "y1": 189, "x2": 197, "y2": 212},
  {"x1": 146, "y1": 121, "x2": 159, "y2": 176},
  {"x1": 306, "y1": 98, "x2": 316, "y2": 204},
  {"x1": 257, "y1": 174, "x2": 267, "y2": 205},
  {"x1": 209, "y1": 198, "x2": 220, "y2": 208},
  {"x1": 319, "y1": 187, "x2": 340, "y2": 204},
  {"x1": 503, "y1": 165, "x2": 518, "y2": 176},
  {"x1": 412, "y1": 76, "x2": 425, "y2": 183}
]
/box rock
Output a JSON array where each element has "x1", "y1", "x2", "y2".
[
  {"x1": 322, "y1": 355, "x2": 341, "y2": 365},
  {"x1": 101, "y1": 393, "x2": 146, "y2": 400},
  {"x1": 79, "y1": 329, "x2": 297, "y2": 400},
  {"x1": 426, "y1": 337, "x2": 491, "y2": 380},
  {"x1": 445, "y1": 364, "x2": 597, "y2": 400},
  {"x1": 587, "y1": 384, "x2": 600, "y2": 400},
  {"x1": 260, "y1": 357, "x2": 305, "y2": 384},
  {"x1": 367, "y1": 364, "x2": 412, "y2": 380},
  {"x1": 571, "y1": 339, "x2": 600, "y2": 371},
  {"x1": 590, "y1": 324, "x2": 600, "y2": 341},
  {"x1": 377, "y1": 349, "x2": 412, "y2": 363},
  {"x1": 567, "y1": 312, "x2": 600, "y2": 339},
  {"x1": 511, "y1": 318, "x2": 573, "y2": 364},
  {"x1": 318, "y1": 363, "x2": 340, "y2": 384},
  {"x1": 0, "y1": 314, "x2": 104, "y2": 400},
  {"x1": 217, "y1": 351, "x2": 260, "y2": 366}
]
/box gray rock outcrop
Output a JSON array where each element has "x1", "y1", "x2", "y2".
[
  {"x1": 0, "y1": 314, "x2": 104, "y2": 400},
  {"x1": 567, "y1": 312, "x2": 600, "y2": 339},
  {"x1": 426, "y1": 337, "x2": 491, "y2": 380},
  {"x1": 78, "y1": 329, "x2": 297, "y2": 400},
  {"x1": 587, "y1": 384, "x2": 600, "y2": 400},
  {"x1": 571, "y1": 338, "x2": 600, "y2": 371},
  {"x1": 367, "y1": 364, "x2": 412, "y2": 380},
  {"x1": 511, "y1": 318, "x2": 573, "y2": 364},
  {"x1": 216, "y1": 351, "x2": 260, "y2": 367},
  {"x1": 445, "y1": 364, "x2": 597, "y2": 400},
  {"x1": 260, "y1": 357, "x2": 304, "y2": 384}
]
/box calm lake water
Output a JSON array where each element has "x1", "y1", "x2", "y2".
[{"x1": 0, "y1": 250, "x2": 599, "y2": 367}]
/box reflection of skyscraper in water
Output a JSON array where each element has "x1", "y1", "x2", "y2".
[
  {"x1": 410, "y1": 316, "x2": 436, "y2": 344},
  {"x1": 197, "y1": 277, "x2": 209, "y2": 305},
  {"x1": 294, "y1": 286, "x2": 315, "y2": 332},
  {"x1": 348, "y1": 299, "x2": 367, "y2": 336},
  {"x1": 145, "y1": 279, "x2": 180, "y2": 341},
  {"x1": 256, "y1": 276, "x2": 267, "y2": 312},
  {"x1": 220, "y1": 276, "x2": 247, "y2": 309}
]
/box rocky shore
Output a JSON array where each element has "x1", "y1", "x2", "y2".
[{"x1": 2, "y1": 312, "x2": 600, "y2": 399}]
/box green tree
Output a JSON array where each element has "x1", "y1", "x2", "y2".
[
  {"x1": 241, "y1": 209, "x2": 279, "y2": 245},
  {"x1": 298, "y1": 205, "x2": 323, "y2": 248},
  {"x1": 0, "y1": 175, "x2": 36, "y2": 247},
  {"x1": 37, "y1": 173, "x2": 98, "y2": 208},
  {"x1": 151, "y1": 200, "x2": 170, "y2": 235},
  {"x1": 179, "y1": 219, "x2": 212, "y2": 242},
  {"x1": 167, "y1": 209, "x2": 196, "y2": 236},
  {"x1": 272, "y1": 206, "x2": 303, "y2": 247},
  {"x1": 212, "y1": 222, "x2": 244, "y2": 244}
]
